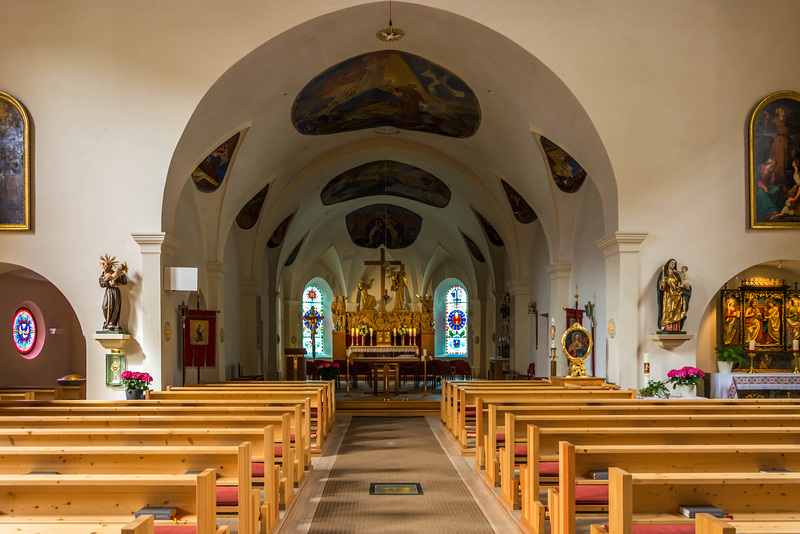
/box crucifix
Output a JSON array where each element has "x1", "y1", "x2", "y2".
[{"x1": 364, "y1": 248, "x2": 401, "y2": 312}]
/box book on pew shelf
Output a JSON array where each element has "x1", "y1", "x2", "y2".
[
  {"x1": 678, "y1": 505, "x2": 725, "y2": 518},
  {"x1": 184, "y1": 470, "x2": 203, "y2": 475},
  {"x1": 25, "y1": 471, "x2": 59, "y2": 475},
  {"x1": 588, "y1": 470, "x2": 608, "y2": 480},
  {"x1": 761, "y1": 469, "x2": 792, "y2": 473},
  {"x1": 135, "y1": 507, "x2": 177, "y2": 520}
]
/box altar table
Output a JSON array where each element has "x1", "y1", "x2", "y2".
[
  {"x1": 711, "y1": 372, "x2": 800, "y2": 399},
  {"x1": 346, "y1": 346, "x2": 420, "y2": 397}
]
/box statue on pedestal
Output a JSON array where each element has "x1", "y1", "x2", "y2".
[
  {"x1": 389, "y1": 265, "x2": 408, "y2": 311},
  {"x1": 99, "y1": 254, "x2": 128, "y2": 331},
  {"x1": 657, "y1": 258, "x2": 691, "y2": 332},
  {"x1": 417, "y1": 293, "x2": 434, "y2": 331},
  {"x1": 331, "y1": 295, "x2": 347, "y2": 331},
  {"x1": 357, "y1": 279, "x2": 376, "y2": 311}
]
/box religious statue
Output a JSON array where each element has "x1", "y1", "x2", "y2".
[
  {"x1": 417, "y1": 293, "x2": 434, "y2": 331},
  {"x1": 787, "y1": 296, "x2": 800, "y2": 341},
  {"x1": 99, "y1": 253, "x2": 128, "y2": 330},
  {"x1": 331, "y1": 295, "x2": 347, "y2": 331},
  {"x1": 656, "y1": 258, "x2": 691, "y2": 332},
  {"x1": 389, "y1": 265, "x2": 408, "y2": 311},
  {"x1": 357, "y1": 279, "x2": 377, "y2": 311}
]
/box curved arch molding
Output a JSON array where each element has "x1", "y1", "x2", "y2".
[
  {"x1": 321, "y1": 160, "x2": 450, "y2": 207},
  {"x1": 292, "y1": 50, "x2": 480, "y2": 138},
  {"x1": 346, "y1": 204, "x2": 422, "y2": 249}
]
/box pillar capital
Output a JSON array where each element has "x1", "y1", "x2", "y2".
[
  {"x1": 505, "y1": 278, "x2": 531, "y2": 294},
  {"x1": 596, "y1": 232, "x2": 647, "y2": 256},
  {"x1": 545, "y1": 263, "x2": 572, "y2": 280}
]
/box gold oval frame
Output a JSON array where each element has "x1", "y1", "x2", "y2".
[{"x1": 561, "y1": 322, "x2": 593, "y2": 363}]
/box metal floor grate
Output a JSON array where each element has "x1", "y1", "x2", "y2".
[{"x1": 369, "y1": 482, "x2": 423, "y2": 495}]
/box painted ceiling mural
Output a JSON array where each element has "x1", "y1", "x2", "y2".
[
  {"x1": 267, "y1": 213, "x2": 294, "y2": 248},
  {"x1": 500, "y1": 179, "x2": 538, "y2": 224},
  {"x1": 191, "y1": 132, "x2": 240, "y2": 193},
  {"x1": 321, "y1": 160, "x2": 450, "y2": 208},
  {"x1": 346, "y1": 204, "x2": 422, "y2": 249},
  {"x1": 474, "y1": 210, "x2": 504, "y2": 247},
  {"x1": 236, "y1": 184, "x2": 270, "y2": 230},
  {"x1": 284, "y1": 238, "x2": 304, "y2": 267},
  {"x1": 462, "y1": 232, "x2": 485, "y2": 263},
  {"x1": 540, "y1": 136, "x2": 587, "y2": 193},
  {"x1": 292, "y1": 50, "x2": 480, "y2": 138}
]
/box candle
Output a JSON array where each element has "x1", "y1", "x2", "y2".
[
  {"x1": 643, "y1": 352, "x2": 650, "y2": 384},
  {"x1": 393, "y1": 328, "x2": 396, "y2": 335},
  {"x1": 749, "y1": 340, "x2": 756, "y2": 351},
  {"x1": 794, "y1": 339, "x2": 799, "y2": 352},
  {"x1": 423, "y1": 349, "x2": 427, "y2": 357},
  {"x1": 369, "y1": 328, "x2": 373, "y2": 335}
]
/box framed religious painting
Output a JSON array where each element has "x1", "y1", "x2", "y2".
[
  {"x1": 749, "y1": 90, "x2": 800, "y2": 228},
  {"x1": 0, "y1": 91, "x2": 31, "y2": 230}
]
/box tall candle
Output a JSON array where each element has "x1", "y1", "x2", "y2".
[
  {"x1": 643, "y1": 352, "x2": 650, "y2": 385},
  {"x1": 749, "y1": 339, "x2": 756, "y2": 351},
  {"x1": 794, "y1": 339, "x2": 799, "y2": 352}
]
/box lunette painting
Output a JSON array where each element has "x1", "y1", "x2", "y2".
[
  {"x1": 0, "y1": 92, "x2": 31, "y2": 230},
  {"x1": 749, "y1": 91, "x2": 800, "y2": 228}
]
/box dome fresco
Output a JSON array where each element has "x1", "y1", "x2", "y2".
[
  {"x1": 345, "y1": 203, "x2": 422, "y2": 249},
  {"x1": 268, "y1": 213, "x2": 294, "y2": 248},
  {"x1": 191, "y1": 132, "x2": 240, "y2": 193},
  {"x1": 474, "y1": 210, "x2": 504, "y2": 246},
  {"x1": 292, "y1": 50, "x2": 480, "y2": 138},
  {"x1": 540, "y1": 136, "x2": 587, "y2": 193},
  {"x1": 500, "y1": 179, "x2": 537, "y2": 224},
  {"x1": 462, "y1": 232, "x2": 485, "y2": 262},
  {"x1": 321, "y1": 160, "x2": 450, "y2": 208},
  {"x1": 236, "y1": 184, "x2": 270, "y2": 229}
]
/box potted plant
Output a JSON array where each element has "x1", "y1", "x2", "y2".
[
  {"x1": 638, "y1": 379, "x2": 670, "y2": 399},
  {"x1": 120, "y1": 371, "x2": 153, "y2": 400},
  {"x1": 714, "y1": 343, "x2": 746, "y2": 373},
  {"x1": 317, "y1": 362, "x2": 340, "y2": 383},
  {"x1": 666, "y1": 366, "x2": 705, "y2": 398}
]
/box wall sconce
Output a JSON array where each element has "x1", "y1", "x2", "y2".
[
  {"x1": 164, "y1": 267, "x2": 198, "y2": 318},
  {"x1": 528, "y1": 301, "x2": 537, "y2": 315}
]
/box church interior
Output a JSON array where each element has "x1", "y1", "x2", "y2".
[{"x1": 2, "y1": 2, "x2": 800, "y2": 532}]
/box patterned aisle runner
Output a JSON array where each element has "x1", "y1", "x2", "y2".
[{"x1": 309, "y1": 416, "x2": 495, "y2": 533}]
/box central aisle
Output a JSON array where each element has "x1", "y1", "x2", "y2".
[{"x1": 281, "y1": 416, "x2": 522, "y2": 533}]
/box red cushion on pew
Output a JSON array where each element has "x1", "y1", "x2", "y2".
[
  {"x1": 275, "y1": 445, "x2": 282, "y2": 458},
  {"x1": 514, "y1": 445, "x2": 527, "y2": 457},
  {"x1": 252, "y1": 462, "x2": 265, "y2": 477},
  {"x1": 574, "y1": 484, "x2": 608, "y2": 504},
  {"x1": 311, "y1": 408, "x2": 317, "y2": 415},
  {"x1": 465, "y1": 408, "x2": 476, "y2": 416},
  {"x1": 154, "y1": 527, "x2": 198, "y2": 533},
  {"x1": 539, "y1": 461, "x2": 559, "y2": 476},
  {"x1": 496, "y1": 433, "x2": 505, "y2": 443},
  {"x1": 290, "y1": 434, "x2": 296, "y2": 443},
  {"x1": 604, "y1": 525, "x2": 694, "y2": 534},
  {"x1": 216, "y1": 485, "x2": 238, "y2": 506}
]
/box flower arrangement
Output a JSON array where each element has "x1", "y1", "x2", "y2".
[
  {"x1": 356, "y1": 322, "x2": 369, "y2": 336},
  {"x1": 666, "y1": 366, "x2": 705, "y2": 389},
  {"x1": 397, "y1": 323, "x2": 409, "y2": 336},
  {"x1": 317, "y1": 362, "x2": 340, "y2": 381},
  {"x1": 120, "y1": 371, "x2": 153, "y2": 392},
  {"x1": 638, "y1": 380, "x2": 670, "y2": 399}
]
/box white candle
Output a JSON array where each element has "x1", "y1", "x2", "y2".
[
  {"x1": 794, "y1": 339, "x2": 799, "y2": 352},
  {"x1": 423, "y1": 349, "x2": 427, "y2": 357},
  {"x1": 749, "y1": 340, "x2": 756, "y2": 351}
]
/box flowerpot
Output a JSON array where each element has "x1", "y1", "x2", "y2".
[
  {"x1": 676, "y1": 385, "x2": 696, "y2": 398},
  {"x1": 717, "y1": 361, "x2": 734, "y2": 374},
  {"x1": 125, "y1": 389, "x2": 145, "y2": 400}
]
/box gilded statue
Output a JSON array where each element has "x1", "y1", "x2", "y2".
[
  {"x1": 331, "y1": 295, "x2": 347, "y2": 331},
  {"x1": 357, "y1": 279, "x2": 376, "y2": 311},
  {"x1": 99, "y1": 253, "x2": 128, "y2": 330},
  {"x1": 656, "y1": 258, "x2": 691, "y2": 332},
  {"x1": 417, "y1": 293, "x2": 434, "y2": 331},
  {"x1": 787, "y1": 296, "x2": 800, "y2": 341},
  {"x1": 389, "y1": 265, "x2": 408, "y2": 311},
  {"x1": 744, "y1": 296, "x2": 762, "y2": 344}
]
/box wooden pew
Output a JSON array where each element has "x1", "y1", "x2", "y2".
[
  {"x1": 0, "y1": 443, "x2": 258, "y2": 534},
  {"x1": 519, "y1": 425, "x2": 800, "y2": 534},
  {"x1": 0, "y1": 385, "x2": 85, "y2": 400},
  {"x1": 695, "y1": 513, "x2": 800, "y2": 534},
  {"x1": 0, "y1": 425, "x2": 285, "y2": 530},
  {"x1": 553, "y1": 442, "x2": 800, "y2": 534},
  {"x1": 593, "y1": 469, "x2": 800, "y2": 534},
  {"x1": 6, "y1": 515, "x2": 223, "y2": 534},
  {"x1": 440, "y1": 379, "x2": 553, "y2": 426},
  {"x1": 0, "y1": 469, "x2": 219, "y2": 534}
]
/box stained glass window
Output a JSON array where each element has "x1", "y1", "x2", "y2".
[
  {"x1": 445, "y1": 286, "x2": 468, "y2": 355},
  {"x1": 13, "y1": 307, "x2": 36, "y2": 355},
  {"x1": 302, "y1": 285, "x2": 324, "y2": 357}
]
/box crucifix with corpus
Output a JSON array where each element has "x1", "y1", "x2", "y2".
[
  {"x1": 364, "y1": 248, "x2": 401, "y2": 312},
  {"x1": 302, "y1": 306, "x2": 324, "y2": 360}
]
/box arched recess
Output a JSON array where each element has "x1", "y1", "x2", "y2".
[{"x1": 0, "y1": 264, "x2": 86, "y2": 386}]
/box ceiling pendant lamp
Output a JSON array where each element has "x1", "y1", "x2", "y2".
[{"x1": 376, "y1": 0, "x2": 405, "y2": 42}]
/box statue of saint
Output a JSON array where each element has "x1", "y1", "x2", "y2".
[
  {"x1": 389, "y1": 265, "x2": 408, "y2": 311},
  {"x1": 331, "y1": 295, "x2": 347, "y2": 331},
  {"x1": 357, "y1": 279, "x2": 377, "y2": 311},
  {"x1": 787, "y1": 296, "x2": 800, "y2": 341},
  {"x1": 99, "y1": 254, "x2": 128, "y2": 330},
  {"x1": 656, "y1": 258, "x2": 691, "y2": 332},
  {"x1": 417, "y1": 293, "x2": 434, "y2": 331}
]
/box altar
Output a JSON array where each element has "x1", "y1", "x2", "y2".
[{"x1": 711, "y1": 372, "x2": 800, "y2": 399}]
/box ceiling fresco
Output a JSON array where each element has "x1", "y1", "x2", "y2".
[
  {"x1": 345, "y1": 203, "x2": 422, "y2": 249},
  {"x1": 474, "y1": 210, "x2": 504, "y2": 246},
  {"x1": 321, "y1": 160, "x2": 450, "y2": 208},
  {"x1": 292, "y1": 50, "x2": 480, "y2": 138},
  {"x1": 500, "y1": 179, "x2": 538, "y2": 224},
  {"x1": 462, "y1": 232, "x2": 485, "y2": 262},
  {"x1": 267, "y1": 213, "x2": 294, "y2": 248},
  {"x1": 540, "y1": 136, "x2": 587, "y2": 193},
  {"x1": 236, "y1": 184, "x2": 270, "y2": 230},
  {"x1": 284, "y1": 238, "x2": 304, "y2": 267},
  {"x1": 191, "y1": 132, "x2": 240, "y2": 193}
]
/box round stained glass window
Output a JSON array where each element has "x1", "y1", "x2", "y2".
[
  {"x1": 447, "y1": 309, "x2": 466, "y2": 331},
  {"x1": 13, "y1": 307, "x2": 36, "y2": 355}
]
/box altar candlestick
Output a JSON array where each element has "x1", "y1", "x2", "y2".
[
  {"x1": 794, "y1": 339, "x2": 799, "y2": 351},
  {"x1": 749, "y1": 340, "x2": 756, "y2": 351}
]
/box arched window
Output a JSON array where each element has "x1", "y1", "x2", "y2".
[
  {"x1": 445, "y1": 286, "x2": 468, "y2": 355},
  {"x1": 13, "y1": 307, "x2": 37, "y2": 355},
  {"x1": 302, "y1": 285, "x2": 324, "y2": 357}
]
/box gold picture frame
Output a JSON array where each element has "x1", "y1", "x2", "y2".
[
  {"x1": 561, "y1": 322, "x2": 593, "y2": 377},
  {"x1": 749, "y1": 90, "x2": 800, "y2": 228},
  {"x1": 0, "y1": 91, "x2": 31, "y2": 230}
]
